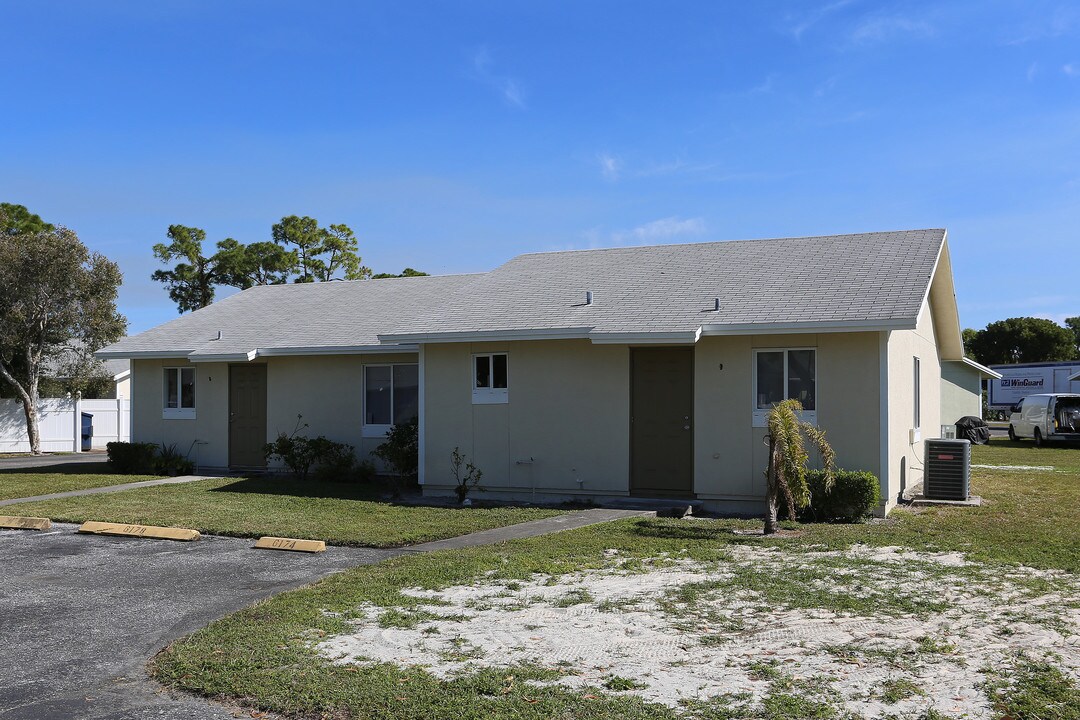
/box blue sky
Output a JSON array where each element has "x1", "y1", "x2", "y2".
[{"x1": 2, "y1": 1, "x2": 1077, "y2": 334}]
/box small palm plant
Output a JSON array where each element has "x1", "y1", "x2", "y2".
[{"x1": 763, "y1": 399, "x2": 835, "y2": 534}]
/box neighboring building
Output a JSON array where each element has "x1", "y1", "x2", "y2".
[
  {"x1": 940, "y1": 358, "x2": 1001, "y2": 425},
  {"x1": 98, "y1": 229, "x2": 978, "y2": 515}
]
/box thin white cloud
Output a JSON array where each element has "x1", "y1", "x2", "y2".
[
  {"x1": 471, "y1": 46, "x2": 526, "y2": 109},
  {"x1": 1063, "y1": 63, "x2": 1079, "y2": 77},
  {"x1": 751, "y1": 74, "x2": 778, "y2": 94},
  {"x1": 596, "y1": 153, "x2": 622, "y2": 182},
  {"x1": 850, "y1": 14, "x2": 935, "y2": 45},
  {"x1": 572, "y1": 216, "x2": 708, "y2": 251},
  {"x1": 1027, "y1": 62, "x2": 1040, "y2": 82},
  {"x1": 611, "y1": 216, "x2": 707, "y2": 245},
  {"x1": 784, "y1": 0, "x2": 861, "y2": 41},
  {"x1": 1005, "y1": 6, "x2": 1080, "y2": 45}
]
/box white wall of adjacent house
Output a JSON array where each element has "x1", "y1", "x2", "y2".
[
  {"x1": 940, "y1": 362, "x2": 983, "y2": 426},
  {"x1": 0, "y1": 397, "x2": 131, "y2": 453}
]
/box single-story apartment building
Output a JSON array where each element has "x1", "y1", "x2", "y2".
[{"x1": 99, "y1": 229, "x2": 980, "y2": 515}]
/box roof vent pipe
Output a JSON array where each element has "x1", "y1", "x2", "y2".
[
  {"x1": 585, "y1": 291, "x2": 593, "y2": 305},
  {"x1": 713, "y1": 297, "x2": 721, "y2": 312}
]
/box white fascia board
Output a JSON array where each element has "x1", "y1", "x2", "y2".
[
  {"x1": 187, "y1": 350, "x2": 258, "y2": 363},
  {"x1": 587, "y1": 330, "x2": 701, "y2": 345},
  {"x1": 377, "y1": 327, "x2": 594, "y2": 344},
  {"x1": 700, "y1": 318, "x2": 914, "y2": 336},
  {"x1": 95, "y1": 349, "x2": 198, "y2": 360},
  {"x1": 255, "y1": 344, "x2": 419, "y2": 357},
  {"x1": 961, "y1": 357, "x2": 1003, "y2": 379},
  {"x1": 111, "y1": 370, "x2": 131, "y2": 382},
  {"x1": 923, "y1": 232, "x2": 965, "y2": 361}
]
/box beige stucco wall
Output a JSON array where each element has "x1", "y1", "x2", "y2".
[
  {"x1": 424, "y1": 333, "x2": 881, "y2": 510},
  {"x1": 114, "y1": 375, "x2": 131, "y2": 400},
  {"x1": 885, "y1": 299, "x2": 943, "y2": 509},
  {"x1": 693, "y1": 333, "x2": 880, "y2": 506},
  {"x1": 131, "y1": 358, "x2": 229, "y2": 468},
  {"x1": 423, "y1": 340, "x2": 631, "y2": 495},
  {"x1": 133, "y1": 353, "x2": 417, "y2": 471},
  {"x1": 940, "y1": 362, "x2": 982, "y2": 425},
  {"x1": 264, "y1": 353, "x2": 417, "y2": 468}
]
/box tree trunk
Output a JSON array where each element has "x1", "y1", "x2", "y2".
[
  {"x1": 764, "y1": 436, "x2": 779, "y2": 535},
  {"x1": 0, "y1": 360, "x2": 40, "y2": 455},
  {"x1": 21, "y1": 394, "x2": 41, "y2": 455}
]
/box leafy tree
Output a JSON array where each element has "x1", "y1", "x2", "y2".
[
  {"x1": 214, "y1": 238, "x2": 295, "y2": 289},
  {"x1": 0, "y1": 202, "x2": 54, "y2": 235},
  {"x1": 372, "y1": 267, "x2": 430, "y2": 279},
  {"x1": 763, "y1": 399, "x2": 835, "y2": 535},
  {"x1": 1065, "y1": 317, "x2": 1080, "y2": 357},
  {"x1": 151, "y1": 225, "x2": 220, "y2": 313},
  {"x1": 0, "y1": 210, "x2": 125, "y2": 454},
  {"x1": 962, "y1": 328, "x2": 979, "y2": 358},
  {"x1": 271, "y1": 215, "x2": 370, "y2": 283},
  {"x1": 965, "y1": 317, "x2": 1076, "y2": 365}
]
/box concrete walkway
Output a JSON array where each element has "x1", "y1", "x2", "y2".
[
  {"x1": 405, "y1": 507, "x2": 654, "y2": 552},
  {"x1": 0, "y1": 475, "x2": 219, "y2": 508}
]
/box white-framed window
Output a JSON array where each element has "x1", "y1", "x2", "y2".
[
  {"x1": 473, "y1": 353, "x2": 508, "y2": 404},
  {"x1": 163, "y1": 367, "x2": 196, "y2": 419},
  {"x1": 913, "y1": 356, "x2": 921, "y2": 431},
  {"x1": 752, "y1": 348, "x2": 816, "y2": 427},
  {"x1": 362, "y1": 363, "x2": 419, "y2": 437}
]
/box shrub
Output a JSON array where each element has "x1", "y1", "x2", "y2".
[
  {"x1": 450, "y1": 446, "x2": 483, "y2": 504},
  {"x1": 106, "y1": 441, "x2": 159, "y2": 474},
  {"x1": 310, "y1": 437, "x2": 357, "y2": 482},
  {"x1": 353, "y1": 459, "x2": 377, "y2": 484},
  {"x1": 264, "y1": 432, "x2": 356, "y2": 481},
  {"x1": 154, "y1": 442, "x2": 195, "y2": 476},
  {"x1": 800, "y1": 469, "x2": 880, "y2": 523},
  {"x1": 373, "y1": 417, "x2": 418, "y2": 498}
]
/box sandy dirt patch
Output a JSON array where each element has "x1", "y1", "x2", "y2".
[{"x1": 318, "y1": 545, "x2": 1080, "y2": 718}]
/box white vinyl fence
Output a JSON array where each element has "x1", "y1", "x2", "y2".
[{"x1": 0, "y1": 398, "x2": 131, "y2": 453}]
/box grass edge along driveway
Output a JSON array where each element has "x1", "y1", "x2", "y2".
[{"x1": 1, "y1": 475, "x2": 564, "y2": 548}]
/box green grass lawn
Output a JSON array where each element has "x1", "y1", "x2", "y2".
[
  {"x1": 2, "y1": 475, "x2": 563, "y2": 547},
  {"x1": 150, "y1": 439, "x2": 1080, "y2": 719},
  {"x1": 0, "y1": 464, "x2": 161, "y2": 501}
]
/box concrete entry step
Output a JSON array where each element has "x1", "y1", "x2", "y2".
[{"x1": 596, "y1": 497, "x2": 703, "y2": 517}]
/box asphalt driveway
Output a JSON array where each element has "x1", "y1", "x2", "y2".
[
  {"x1": 0, "y1": 451, "x2": 109, "y2": 470},
  {"x1": 0, "y1": 524, "x2": 398, "y2": 719}
]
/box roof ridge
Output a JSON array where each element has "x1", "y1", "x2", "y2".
[{"x1": 513, "y1": 228, "x2": 946, "y2": 259}]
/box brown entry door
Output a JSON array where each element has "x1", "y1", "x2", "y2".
[
  {"x1": 631, "y1": 347, "x2": 694, "y2": 497},
  {"x1": 229, "y1": 365, "x2": 267, "y2": 469}
]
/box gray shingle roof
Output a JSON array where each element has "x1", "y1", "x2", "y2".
[
  {"x1": 381, "y1": 229, "x2": 946, "y2": 341},
  {"x1": 99, "y1": 274, "x2": 480, "y2": 360},
  {"x1": 99, "y1": 229, "x2": 946, "y2": 360}
]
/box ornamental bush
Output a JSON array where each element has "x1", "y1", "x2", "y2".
[
  {"x1": 800, "y1": 469, "x2": 880, "y2": 523},
  {"x1": 106, "y1": 441, "x2": 161, "y2": 474}
]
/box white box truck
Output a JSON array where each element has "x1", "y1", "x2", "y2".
[{"x1": 989, "y1": 361, "x2": 1080, "y2": 408}]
